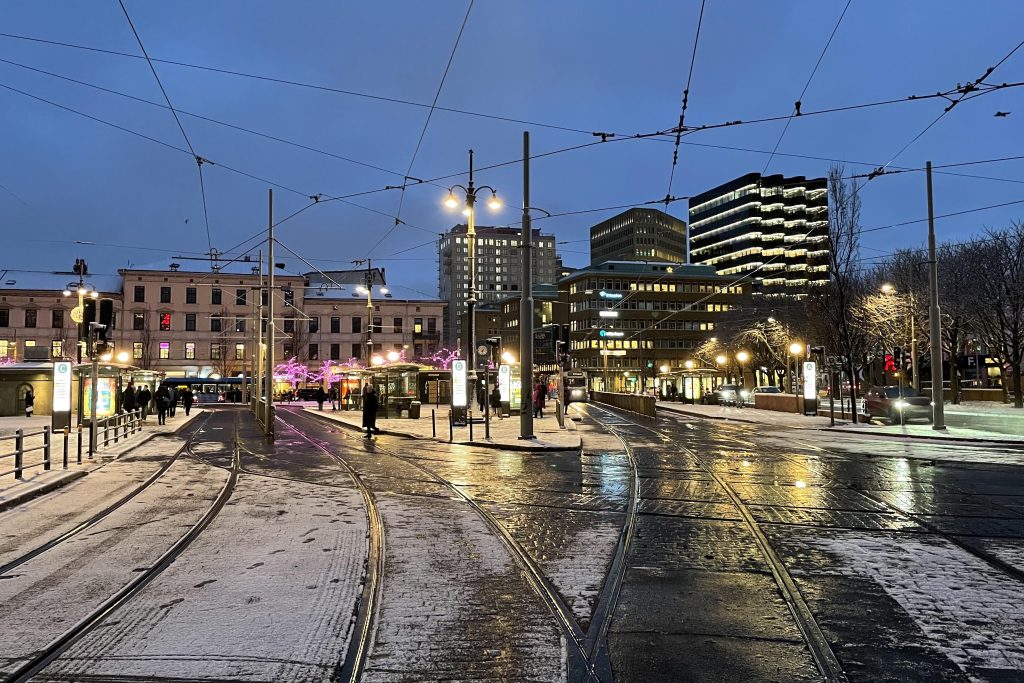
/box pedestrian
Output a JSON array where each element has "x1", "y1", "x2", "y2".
[
  {"x1": 341, "y1": 387, "x2": 349, "y2": 410},
  {"x1": 137, "y1": 385, "x2": 152, "y2": 419},
  {"x1": 23, "y1": 386, "x2": 34, "y2": 418},
  {"x1": 316, "y1": 384, "x2": 326, "y2": 411},
  {"x1": 476, "y1": 381, "x2": 487, "y2": 413},
  {"x1": 490, "y1": 384, "x2": 502, "y2": 418},
  {"x1": 362, "y1": 383, "x2": 380, "y2": 438},
  {"x1": 182, "y1": 387, "x2": 195, "y2": 416},
  {"x1": 122, "y1": 381, "x2": 137, "y2": 414},
  {"x1": 167, "y1": 384, "x2": 178, "y2": 417},
  {"x1": 532, "y1": 381, "x2": 545, "y2": 419},
  {"x1": 329, "y1": 385, "x2": 339, "y2": 410},
  {"x1": 155, "y1": 385, "x2": 170, "y2": 425}
]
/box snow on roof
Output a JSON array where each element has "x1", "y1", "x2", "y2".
[
  {"x1": 304, "y1": 282, "x2": 439, "y2": 302},
  {"x1": 0, "y1": 269, "x2": 122, "y2": 294}
]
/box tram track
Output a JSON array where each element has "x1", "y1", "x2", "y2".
[
  {"x1": 4, "y1": 411, "x2": 240, "y2": 683},
  {"x1": 280, "y1": 407, "x2": 608, "y2": 683},
  {"x1": 0, "y1": 412, "x2": 214, "y2": 578},
  {"x1": 581, "y1": 402, "x2": 849, "y2": 683}
]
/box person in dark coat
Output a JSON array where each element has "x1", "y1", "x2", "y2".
[
  {"x1": 362, "y1": 383, "x2": 380, "y2": 438},
  {"x1": 24, "y1": 386, "x2": 34, "y2": 418},
  {"x1": 155, "y1": 385, "x2": 170, "y2": 425},
  {"x1": 122, "y1": 382, "x2": 137, "y2": 413},
  {"x1": 137, "y1": 385, "x2": 152, "y2": 419},
  {"x1": 490, "y1": 384, "x2": 502, "y2": 418},
  {"x1": 167, "y1": 385, "x2": 178, "y2": 417},
  {"x1": 315, "y1": 385, "x2": 326, "y2": 411},
  {"x1": 329, "y1": 385, "x2": 339, "y2": 410},
  {"x1": 532, "y1": 381, "x2": 545, "y2": 419},
  {"x1": 476, "y1": 382, "x2": 486, "y2": 413},
  {"x1": 181, "y1": 387, "x2": 195, "y2": 416}
]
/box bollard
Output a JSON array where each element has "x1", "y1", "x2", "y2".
[
  {"x1": 468, "y1": 410, "x2": 474, "y2": 441},
  {"x1": 15, "y1": 428, "x2": 24, "y2": 479},
  {"x1": 448, "y1": 411, "x2": 454, "y2": 443},
  {"x1": 77, "y1": 424, "x2": 83, "y2": 464},
  {"x1": 432, "y1": 409, "x2": 436, "y2": 438},
  {"x1": 43, "y1": 426, "x2": 51, "y2": 470},
  {"x1": 63, "y1": 427, "x2": 70, "y2": 469}
]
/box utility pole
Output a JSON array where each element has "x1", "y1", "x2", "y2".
[
  {"x1": 252, "y1": 249, "x2": 262, "y2": 409},
  {"x1": 88, "y1": 323, "x2": 100, "y2": 456},
  {"x1": 520, "y1": 132, "x2": 535, "y2": 439},
  {"x1": 365, "y1": 259, "x2": 374, "y2": 361},
  {"x1": 264, "y1": 189, "x2": 275, "y2": 439},
  {"x1": 926, "y1": 162, "x2": 946, "y2": 430},
  {"x1": 466, "y1": 150, "x2": 479, "y2": 410},
  {"x1": 910, "y1": 292, "x2": 919, "y2": 393}
]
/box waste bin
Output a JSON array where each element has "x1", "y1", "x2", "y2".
[{"x1": 409, "y1": 401, "x2": 421, "y2": 419}]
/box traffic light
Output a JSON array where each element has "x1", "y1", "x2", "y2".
[{"x1": 98, "y1": 298, "x2": 114, "y2": 340}]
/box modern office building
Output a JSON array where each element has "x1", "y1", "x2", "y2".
[
  {"x1": 590, "y1": 208, "x2": 688, "y2": 265},
  {"x1": 560, "y1": 261, "x2": 747, "y2": 392},
  {"x1": 688, "y1": 173, "x2": 829, "y2": 298},
  {"x1": 438, "y1": 225, "x2": 559, "y2": 348}
]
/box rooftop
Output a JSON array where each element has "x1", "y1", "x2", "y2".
[
  {"x1": 560, "y1": 261, "x2": 720, "y2": 279},
  {"x1": 0, "y1": 269, "x2": 122, "y2": 294}
]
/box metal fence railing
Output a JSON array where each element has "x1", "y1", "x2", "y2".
[{"x1": 2, "y1": 408, "x2": 146, "y2": 481}]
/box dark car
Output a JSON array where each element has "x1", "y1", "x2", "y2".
[{"x1": 863, "y1": 385, "x2": 933, "y2": 424}]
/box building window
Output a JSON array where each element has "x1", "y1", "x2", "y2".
[
  {"x1": 330, "y1": 316, "x2": 340, "y2": 333},
  {"x1": 211, "y1": 343, "x2": 222, "y2": 360},
  {"x1": 134, "y1": 286, "x2": 145, "y2": 303},
  {"x1": 51, "y1": 340, "x2": 63, "y2": 358},
  {"x1": 351, "y1": 343, "x2": 362, "y2": 359},
  {"x1": 235, "y1": 318, "x2": 246, "y2": 333},
  {"x1": 211, "y1": 316, "x2": 222, "y2": 332},
  {"x1": 235, "y1": 343, "x2": 245, "y2": 360},
  {"x1": 133, "y1": 342, "x2": 143, "y2": 359},
  {"x1": 393, "y1": 317, "x2": 403, "y2": 334},
  {"x1": 25, "y1": 309, "x2": 37, "y2": 328},
  {"x1": 185, "y1": 313, "x2": 196, "y2": 331},
  {"x1": 427, "y1": 318, "x2": 437, "y2": 333},
  {"x1": 352, "y1": 317, "x2": 361, "y2": 334},
  {"x1": 309, "y1": 343, "x2": 319, "y2": 360},
  {"x1": 160, "y1": 313, "x2": 172, "y2": 331},
  {"x1": 186, "y1": 287, "x2": 197, "y2": 304},
  {"x1": 160, "y1": 287, "x2": 171, "y2": 304},
  {"x1": 284, "y1": 289, "x2": 294, "y2": 307},
  {"x1": 414, "y1": 318, "x2": 423, "y2": 334},
  {"x1": 283, "y1": 318, "x2": 294, "y2": 334},
  {"x1": 130, "y1": 312, "x2": 143, "y2": 330},
  {"x1": 330, "y1": 343, "x2": 340, "y2": 360},
  {"x1": 211, "y1": 288, "x2": 222, "y2": 305},
  {"x1": 308, "y1": 317, "x2": 319, "y2": 334},
  {"x1": 236, "y1": 289, "x2": 246, "y2": 306},
  {"x1": 159, "y1": 342, "x2": 170, "y2": 359},
  {"x1": 283, "y1": 342, "x2": 294, "y2": 357},
  {"x1": 185, "y1": 342, "x2": 196, "y2": 359},
  {"x1": 52, "y1": 309, "x2": 64, "y2": 328},
  {"x1": 372, "y1": 317, "x2": 382, "y2": 334}
]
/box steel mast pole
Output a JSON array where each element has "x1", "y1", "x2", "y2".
[
  {"x1": 264, "y1": 189, "x2": 275, "y2": 438},
  {"x1": 466, "y1": 150, "x2": 479, "y2": 411},
  {"x1": 519, "y1": 132, "x2": 535, "y2": 439},
  {"x1": 926, "y1": 162, "x2": 945, "y2": 430}
]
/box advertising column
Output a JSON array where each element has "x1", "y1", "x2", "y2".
[
  {"x1": 451, "y1": 359, "x2": 468, "y2": 426},
  {"x1": 52, "y1": 361, "x2": 73, "y2": 431}
]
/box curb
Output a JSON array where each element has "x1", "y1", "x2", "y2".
[
  {"x1": 656, "y1": 403, "x2": 762, "y2": 424},
  {"x1": 824, "y1": 425, "x2": 1024, "y2": 447},
  {"x1": 301, "y1": 409, "x2": 582, "y2": 453},
  {"x1": 0, "y1": 470, "x2": 88, "y2": 512}
]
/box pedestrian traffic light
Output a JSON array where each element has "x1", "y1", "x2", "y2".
[{"x1": 646, "y1": 361, "x2": 654, "y2": 369}]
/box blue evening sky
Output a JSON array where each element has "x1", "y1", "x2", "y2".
[{"x1": 1, "y1": 1, "x2": 1022, "y2": 297}]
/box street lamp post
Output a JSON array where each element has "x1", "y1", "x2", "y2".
[
  {"x1": 882, "y1": 283, "x2": 919, "y2": 393},
  {"x1": 736, "y1": 351, "x2": 750, "y2": 390},
  {"x1": 445, "y1": 149, "x2": 502, "y2": 424}
]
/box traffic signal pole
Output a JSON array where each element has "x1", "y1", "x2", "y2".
[{"x1": 926, "y1": 162, "x2": 946, "y2": 430}]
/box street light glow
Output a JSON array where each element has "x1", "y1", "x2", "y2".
[
  {"x1": 90, "y1": 291, "x2": 99, "y2": 299},
  {"x1": 370, "y1": 355, "x2": 384, "y2": 366},
  {"x1": 684, "y1": 360, "x2": 695, "y2": 369},
  {"x1": 501, "y1": 351, "x2": 516, "y2": 364},
  {"x1": 77, "y1": 287, "x2": 87, "y2": 296},
  {"x1": 386, "y1": 350, "x2": 400, "y2": 362},
  {"x1": 660, "y1": 364, "x2": 669, "y2": 373},
  {"x1": 62, "y1": 289, "x2": 72, "y2": 297},
  {"x1": 881, "y1": 283, "x2": 895, "y2": 294},
  {"x1": 789, "y1": 342, "x2": 804, "y2": 355},
  {"x1": 488, "y1": 193, "x2": 502, "y2": 210},
  {"x1": 736, "y1": 351, "x2": 750, "y2": 363},
  {"x1": 444, "y1": 192, "x2": 459, "y2": 209},
  {"x1": 715, "y1": 355, "x2": 727, "y2": 365},
  {"x1": 116, "y1": 351, "x2": 129, "y2": 363}
]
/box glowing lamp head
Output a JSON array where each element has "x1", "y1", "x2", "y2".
[
  {"x1": 684, "y1": 360, "x2": 695, "y2": 369},
  {"x1": 100, "y1": 352, "x2": 113, "y2": 362},
  {"x1": 371, "y1": 355, "x2": 384, "y2": 366},
  {"x1": 501, "y1": 351, "x2": 516, "y2": 364},
  {"x1": 116, "y1": 351, "x2": 129, "y2": 363},
  {"x1": 461, "y1": 207, "x2": 471, "y2": 217},
  {"x1": 487, "y1": 193, "x2": 502, "y2": 210},
  {"x1": 90, "y1": 291, "x2": 99, "y2": 299},
  {"x1": 386, "y1": 350, "x2": 400, "y2": 362},
  {"x1": 380, "y1": 287, "x2": 389, "y2": 295},
  {"x1": 660, "y1": 365, "x2": 669, "y2": 373},
  {"x1": 789, "y1": 342, "x2": 804, "y2": 355},
  {"x1": 715, "y1": 355, "x2": 727, "y2": 365},
  {"x1": 443, "y1": 192, "x2": 459, "y2": 209},
  {"x1": 881, "y1": 283, "x2": 895, "y2": 294},
  {"x1": 736, "y1": 351, "x2": 750, "y2": 363},
  {"x1": 62, "y1": 289, "x2": 72, "y2": 297},
  {"x1": 355, "y1": 285, "x2": 367, "y2": 295}
]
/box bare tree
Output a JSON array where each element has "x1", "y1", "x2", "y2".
[
  {"x1": 137, "y1": 306, "x2": 155, "y2": 370},
  {"x1": 807, "y1": 165, "x2": 868, "y2": 421}
]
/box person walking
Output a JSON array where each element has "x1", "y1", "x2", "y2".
[
  {"x1": 315, "y1": 384, "x2": 326, "y2": 411},
  {"x1": 532, "y1": 381, "x2": 545, "y2": 419},
  {"x1": 155, "y1": 385, "x2": 170, "y2": 425},
  {"x1": 167, "y1": 385, "x2": 178, "y2": 417},
  {"x1": 122, "y1": 381, "x2": 137, "y2": 414},
  {"x1": 137, "y1": 385, "x2": 152, "y2": 420},
  {"x1": 329, "y1": 385, "x2": 339, "y2": 410},
  {"x1": 181, "y1": 387, "x2": 195, "y2": 416},
  {"x1": 490, "y1": 384, "x2": 502, "y2": 418},
  {"x1": 23, "y1": 386, "x2": 34, "y2": 418},
  {"x1": 362, "y1": 383, "x2": 380, "y2": 438},
  {"x1": 476, "y1": 381, "x2": 487, "y2": 414}
]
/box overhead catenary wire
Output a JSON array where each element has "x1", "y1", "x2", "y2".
[
  {"x1": 761, "y1": 0, "x2": 852, "y2": 174},
  {"x1": 664, "y1": 0, "x2": 707, "y2": 204}
]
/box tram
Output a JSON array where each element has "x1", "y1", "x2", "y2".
[
  {"x1": 564, "y1": 370, "x2": 589, "y2": 404},
  {"x1": 160, "y1": 377, "x2": 247, "y2": 403}
]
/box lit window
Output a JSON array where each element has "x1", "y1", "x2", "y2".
[
  {"x1": 160, "y1": 313, "x2": 171, "y2": 331},
  {"x1": 51, "y1": 340, "x2": 63, "y2": 358},
  {"x1": 133, "y1": 342, "x2": 143, "y2": 359},
  {"x1": 235, "y1": 343, "x2": 245, "y2": 360},
  {"x1": 185, "y1": 342, "x2": 195, "y2": 359},
  {"x1": 159, "y1": 342, "x2": 170, "y2": 359}
]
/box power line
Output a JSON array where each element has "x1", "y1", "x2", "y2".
[
  {"x1": 761, "y1": 0, "x2": 852, "y2": 174},
  {"x1": 374, "y1": 0, "x2": 474, "y2": 259},
  {"x1": 665, "y1": 0, "x2": 707, "y2": 204},
  {"x1": 117, "y1": 0, "x2": 213, "y2": 255},
  {"x1": 0, "y1": 30, "x2": 615, "y2": 137}
]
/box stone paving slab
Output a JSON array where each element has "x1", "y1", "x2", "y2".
[{"x1": 302, "y1": 406, "x2": 582, "y2": 452}]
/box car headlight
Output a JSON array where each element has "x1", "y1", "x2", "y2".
[
  {"x1": 740, "y1": 391, "x2": 750, "y2": 399},
  {"x1": 894, "y1": 400, "x2": 908, "y2": 409},
  {"x1": 571, "y1": 390, "x2": 583, "y2": 397}
]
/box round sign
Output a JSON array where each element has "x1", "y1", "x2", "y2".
[
  {"x1": 70, "y1": 305, "x2": 84, "y2": 324},
  {"x1": 477, "y1": 344, "x2": 489, "y2": 356}
]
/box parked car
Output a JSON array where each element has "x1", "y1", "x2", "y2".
[
  {"x1": 747, "y1": 385, "x2": 782, "y2": 405},
  {"x1": 863, "y1": 385, "x2": 933, "y2": 424},
  {"x1": 711, "y1": 384, "x2": 748, "y2": 406}
]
